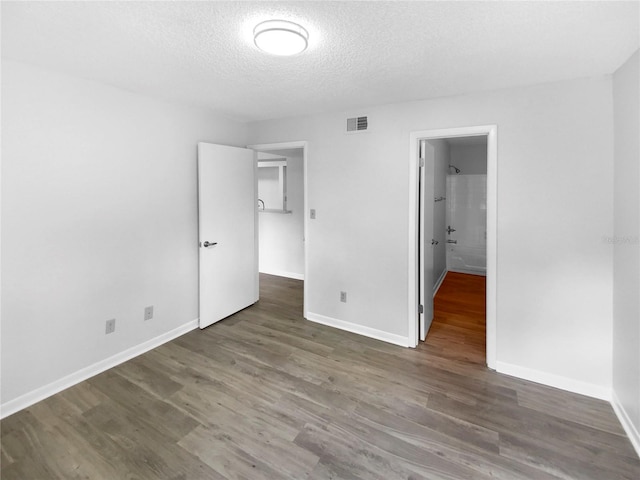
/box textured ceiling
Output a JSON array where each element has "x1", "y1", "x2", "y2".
[{"x1": 2, "y1": 1, "x2": 638, "y2": 122}]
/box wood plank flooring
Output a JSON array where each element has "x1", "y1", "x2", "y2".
[
  {"x1": 429, "y1": 271, "x2": 486, "y2": 365},
  {"x1": 2, "y1": 273, "x2": 638, "y2": 479}
]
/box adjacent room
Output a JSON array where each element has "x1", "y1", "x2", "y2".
[{"x1": 1, "y1": 1, "x2": 639, "y2": 478}]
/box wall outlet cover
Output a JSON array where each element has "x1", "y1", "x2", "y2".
[
  {"x1": 105, "y1": 319, "x2": 116, "y2": 334},
  {"x1": 144, "y1": 306, "x2": 154, "y2": 321}
]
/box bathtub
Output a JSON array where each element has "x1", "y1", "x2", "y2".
[{"x1": 447, "y1": 243, "x2": 486, "y2": 275}]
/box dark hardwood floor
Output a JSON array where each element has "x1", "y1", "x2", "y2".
[{"x1": 1, "y1": 273, "x2": 638, "y2": 479}]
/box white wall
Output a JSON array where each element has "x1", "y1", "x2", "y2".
[
  {"x1": 258, "y1": 148, "x2": 305, "y2": 279},
  {"x1": 1, "y1": 61, "x2": 247, "y2": 412},
  {"x1": 449, "y1": 143, "x2": 488, "y2": 175},
  {"x1": 248, "y1": 76, "x2": 614, "y2": 396},
  {"x1": 612, "y1": 49, "x2": 640, "y2": 453},
  {"x1": 428, "y1": 140, "x2": 448, "y2": 290}
]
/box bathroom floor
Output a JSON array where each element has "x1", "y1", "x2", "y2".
[{"x1": 428, "y1": 271, "x2": 487, "y2": 365}]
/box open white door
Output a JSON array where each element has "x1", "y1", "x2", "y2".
[
  {"x1": 419, "y1": 140, "x2": 435, "y2": 341},
  {"x1": 198, "y1": 142, "x2": 258, "y2": 329}
]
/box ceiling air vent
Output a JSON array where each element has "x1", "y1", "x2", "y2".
[{"x1": 346, "y1": 116, "x2": 368, "y2": 134}]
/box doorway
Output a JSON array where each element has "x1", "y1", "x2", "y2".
[
  {"x1": 248, "y1": 141, "x2": 308, "y2": 318},
  {"x1": 431, "y1": 135, "x2": 488, "y2": 364},
  {"x1": 408, "y1": 126, "x2": 497, "y2": 369}
]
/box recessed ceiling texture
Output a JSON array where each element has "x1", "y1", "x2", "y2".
[{"x1": 2, "y1": 1, "x2": 638, "y2": 122}]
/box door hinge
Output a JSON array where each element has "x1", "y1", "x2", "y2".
[
  {"x1": 419, "y1": 158, "x2": 425, "y2": 168},
  {"x1": 419, "y1": 304, "x2": 424, "y2": 314}
]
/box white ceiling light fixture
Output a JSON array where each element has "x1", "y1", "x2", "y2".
[{"x1": 253, "y1": 20, "x2": 309, "y2": 56}]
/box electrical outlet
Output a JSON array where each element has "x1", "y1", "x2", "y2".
[
  {"x1": 144, "y1": 305, "x2": 154, "y2": 321},
  {"x1": 340, "y1": 291, "x2": 347, "y2": 303},
  {"x1": 105, "y1": 319, "x2": 116, "y2": 334},
  {"x1": 310, "y1": 209, "x2": 316, "y2": 219}
]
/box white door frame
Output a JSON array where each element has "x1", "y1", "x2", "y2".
[
  {"x1": 247, "y1": 141, "x2": 309, "y2": 319},
  {"x1": 408, "y1": 125, "x2": 497, "y2": 370}
]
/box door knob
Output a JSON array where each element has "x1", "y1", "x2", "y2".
[
  {"x1": 447, "y1": 240, "x2": 457, "y2": 244},
  {"x1": 202, "y1": 241, "x2": 218, "y2": 248},
  {"x1": 447, "y1": 225, "x2": 456, "y2": 234}
]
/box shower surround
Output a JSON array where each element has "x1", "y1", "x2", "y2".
[{"x1": 446, "y1": 174, "x2": 487, "y2": 275}]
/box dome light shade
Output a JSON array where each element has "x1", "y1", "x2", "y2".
[{"x1": 254, "y1": 20, "x2": 308, "y2": 56}]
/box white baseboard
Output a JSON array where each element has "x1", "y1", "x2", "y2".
[
  {"x1": 496, "y1": 361, "x2": 611, "y2": 401},
  {"x1": 433, "y1": 269, "x2": 447, "y2": 297},
  {"x1": 0, "y1": 319, "x2": 199, "y2": 419},
  {"x1": 259, "y1": 268, "x2": 304, "y2": 280},
  {"x1": 447, "y1": 267, "x2": 486, "y2": 277},
  {"x1": 611, "y1": 391, "x2": 640, "y2": 458},
  {"x1": 306, "y1": 312, "x2": 410, "y2": 347}
]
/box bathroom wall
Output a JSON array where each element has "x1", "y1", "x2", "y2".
[{"x1": 449, "y1": 143, "x2": 488, "y2": 175}]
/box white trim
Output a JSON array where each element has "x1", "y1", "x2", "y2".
[
  {"x1": 485, "y1": 126, "x2": 498, "y2": 370},
  {"x1": 248, "y1": 141, "x2": 309, "y2": 318},
  {"x1": 259, "y1": 268, "x2": 304, "y2": 281},
  {"x1": 433, "y1": 269, "x2": 447, "y2": 297},
  {"x1": 496, "y1": 361, "x2": 611, "y2": 401},
  {"x1": 408, "y1": 125, "x2": 497, "y2": 368},
  {"x1": 306, "y1": 312, "x2": 410, "y2": 348},
  {"x1": 0, "y1": 319, "x2": 199, "y2": 419},
  {"x1": 408, "y1": 135, "x2": 420, "y2": 347},
  {"x1": 611, "y1": 391, "x2": 640, "y2": 458}
]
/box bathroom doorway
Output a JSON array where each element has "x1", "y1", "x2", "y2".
[
  {"x1": 408, "y1": 126, "x2": 497, "y2": 369},
  {"x1": 431, "y1": 135, "x2": 488, "y2": 365}
]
